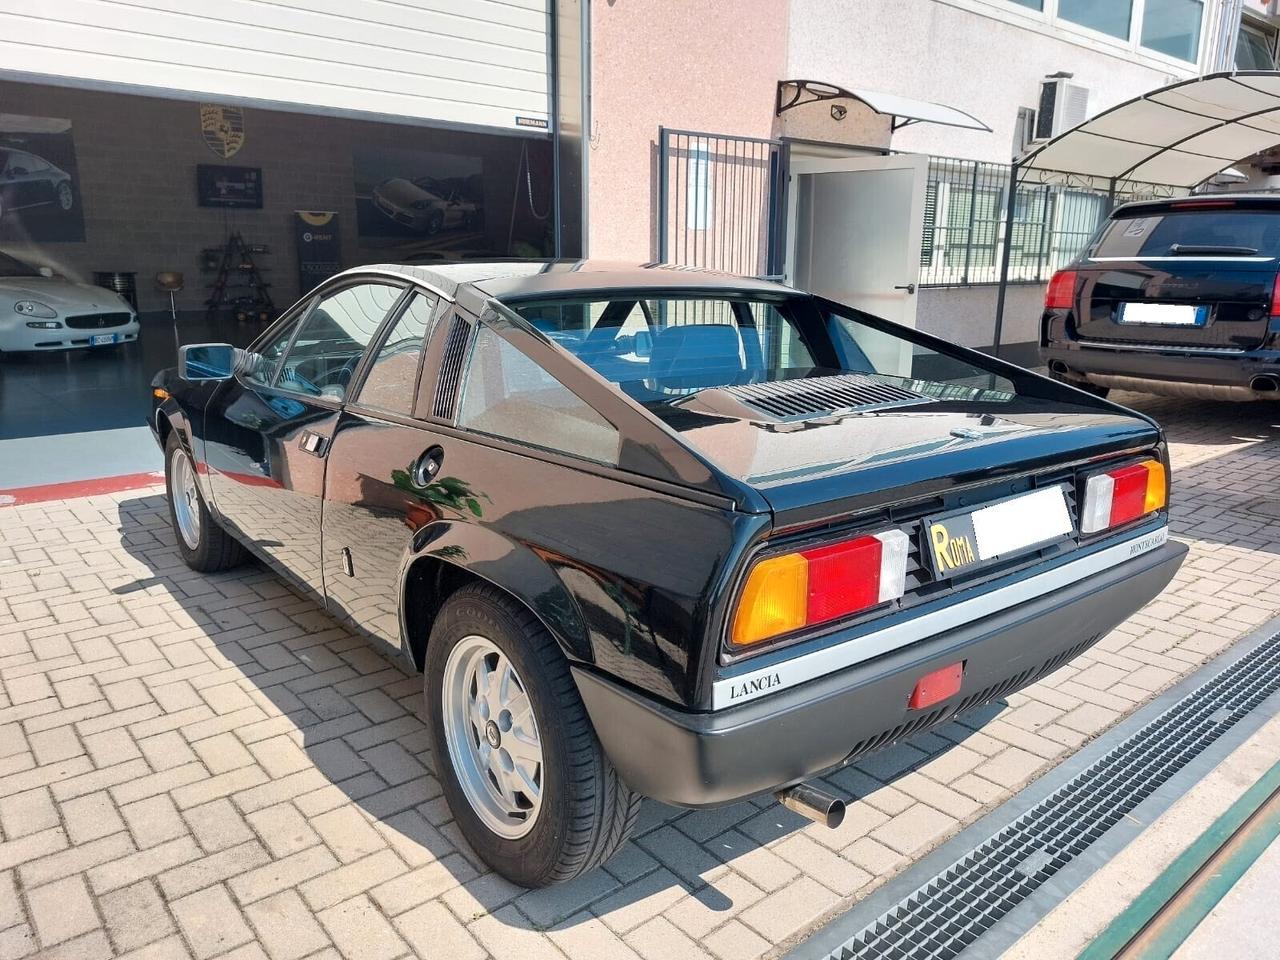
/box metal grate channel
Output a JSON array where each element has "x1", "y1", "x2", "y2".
[
  {"x1": 809, "y1": 629, "x2": 1280, "y2": 960},
  {"x1": 723, "y1": 374, "x2": 928, "y2": 420},
  {"x1": 433, "y1": 316, "x2": 474, "y2": 420}
]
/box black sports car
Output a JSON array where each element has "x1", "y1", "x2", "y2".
[{"x1": 150, "y1": 261, "x2": 1185, "y2": 887}]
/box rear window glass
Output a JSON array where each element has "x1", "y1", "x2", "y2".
[
  {"x1": 1090, "y1": 209, "x2": 1280, "y2": 258},
  {"x1": 509, "y1": 295, "x2": 1015, "y2": 412}
]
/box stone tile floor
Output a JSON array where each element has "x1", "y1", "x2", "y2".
[{"x1": 1, "y1": 392, "x2": 1278, "y2": 960}]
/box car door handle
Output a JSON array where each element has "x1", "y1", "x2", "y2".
[
  {"x1": 894, "y1": 283, "x2": 917, "y2": 295},
  {"x1": 299, "y1": 430, "x2": 329, "y2": 457}
]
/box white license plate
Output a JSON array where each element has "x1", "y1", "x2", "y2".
[
  {"x1": 1119, "y1": 303, "x2": 1204, "y2": 326},
  {"x1": 91, "y1": 334, "x2": 118, "y2": 346},
  {"x1": 926, "y1": 487, "x2": 1073, "y2": 577}
]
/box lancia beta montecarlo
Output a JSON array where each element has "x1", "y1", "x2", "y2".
[{"x1": 150, "y1": 261, "x2": 1186, "y2": 887}]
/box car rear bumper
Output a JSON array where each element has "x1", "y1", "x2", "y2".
[
  {"x1": 572, "y1": 538, "x2": 1186, "y2": 808},
  {"x1": 1042, "y1": 340, "x2": 1280, "y2": 399}
]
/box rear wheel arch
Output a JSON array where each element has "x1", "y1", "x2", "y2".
[{"x1": 399, "y1": 526, "x2": 592, "y2": 673}]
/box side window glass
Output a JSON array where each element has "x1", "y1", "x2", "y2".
[
  {"x1": 458, "y1": 325, "x2": 622, "y2": 466},
  {"x1": 277, "y1": 283, "x2": 401, "y2": 401},
  {"x1": 356, "y1": 293, "x2": 437, "y2": 415}
]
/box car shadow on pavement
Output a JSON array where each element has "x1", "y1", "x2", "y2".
[{"x1": 111, "y1": 492, "x2": 1011, "y2": 935}]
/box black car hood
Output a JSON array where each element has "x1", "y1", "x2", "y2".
[{"x1": 650, "y1": 391, "x2": 1159, "y2": 526}]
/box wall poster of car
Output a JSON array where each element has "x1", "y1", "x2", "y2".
[
  {"x1": 0, "y1": 114, "x2": 86, "y2": 243},
  {"x1": 197, "y1": 164, "x2": 263, "y2": 209},
  {"x1": 353, "y1": 146, "x2": 485, "y2": 259}
]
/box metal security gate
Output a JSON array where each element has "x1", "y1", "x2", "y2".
[{"x1": 657, "y1": 127, "x2": 785, "y2": 278}]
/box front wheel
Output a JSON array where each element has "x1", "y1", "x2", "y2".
[
  {"x1": 165, "y1": 432, "x2": 247, "y2": 572},
  {"x1": 425, "y1": 583, "x2": 641, "y2": 887}
]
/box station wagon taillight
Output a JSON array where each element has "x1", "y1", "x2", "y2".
[
  {"x1": 730, "y1": 530, "x2": 910, "y2": 648},
  {"x1": 1080, "y1": 460, "x2": 1167, "y2": 534},
  {"x1": 1045, "y1": 269, "x2": 1078, "y2": 311},
  {"x1": 1270, "y1": 272, "x2": 1280, "y2": 318}
]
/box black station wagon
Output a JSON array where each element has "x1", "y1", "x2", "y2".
[
  {"x1": 1042, "y1": 194, "x2": 1280, "y2": 400},
  {"x1": 151, "y1": 261, "x2": 1186, "y2": 886}
]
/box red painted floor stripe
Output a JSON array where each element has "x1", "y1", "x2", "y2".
[{"x1": 0, "y1": 471, "x2": 166, "y2": 507}]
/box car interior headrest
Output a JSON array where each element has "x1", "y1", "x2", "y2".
[{"x1": 649, "y1": 324, "x2": 745, "y2": 389}]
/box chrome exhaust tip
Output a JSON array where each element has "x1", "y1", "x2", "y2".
[
  {"x1": 1251, "y1": 375, "x2": 1279, "y2": 393},
  {"x1": 1048, "y1": 360, "x2": 1070, "y2": 375},
  {"x1": 775, "y1": 782, "x2": 846, "y2": 829}
]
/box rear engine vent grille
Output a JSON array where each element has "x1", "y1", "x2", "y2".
[
  {"x1": 433, "y1": 317, "x2": 474, "y2": 421},
  {"x1": 723, "y1": 374, "x2": 929, "y2": 420}
]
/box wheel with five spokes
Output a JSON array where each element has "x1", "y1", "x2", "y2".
[
  {"x1": 164, "y1": 431, "x2": 246, "y2": 572},
  {"x1": 425, "y1": 582, "x2": 641, "y2": 887}
]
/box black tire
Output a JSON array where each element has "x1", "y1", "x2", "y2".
[
  {"x1": 164, "y1": 431, "x2": 247, "y2": 572},
  {"x1": 1049, "y1": 370, "x2": 1110, "y2": 399},
  {"x1": 425, "y1": 583, "x2": 641, "y2": 887}
]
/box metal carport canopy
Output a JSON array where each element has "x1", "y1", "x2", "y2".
[
  {"x1": 1018, "y1": 71, "x2": 1280, "y2": 189},
  {"x1": 992, "y1": 70, "x2": 1280, "y2": 354}
]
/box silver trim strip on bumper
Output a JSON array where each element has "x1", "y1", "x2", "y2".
[
  {"x1": 712, "y1": 526, "x2": 1169, "y2": 709},
  {"x1": 1076, "y1": 339, "x2": 1246, "y2": 355}
]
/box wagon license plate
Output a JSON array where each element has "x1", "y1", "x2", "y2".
[
  {"x1": 1118, "y1": 303, "x2": 1207, "y2": 326},
  {"x1": 91, "y1": 334, "x2": 118, "y2": 346},
  {"x1": 924, "y1": 487, "x2": 1073, "y2": 578}
]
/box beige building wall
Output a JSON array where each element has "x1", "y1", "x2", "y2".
[{"x1": 587, "y1": 0, "x2": 790, "y2": 260}]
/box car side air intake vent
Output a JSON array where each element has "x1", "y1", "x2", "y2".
[
  {"x1": 722, "y1": 374, "x2": 930, "y2": 420},
  {"x1": 434, "y1": 317, "x2": 474, "y2": 420}
]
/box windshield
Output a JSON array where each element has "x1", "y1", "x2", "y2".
[
  {"x1": 510, "y1": 295, "x2": 1015, "y2": 411},
  {"x1": 0, "y1": 251, "x2": 41, "y2": 278},
  {"x1": 1090, "y1": 209, "x2": 1280, "y2": 258}
]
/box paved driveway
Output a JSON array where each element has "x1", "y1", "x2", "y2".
[{"x1": 1, "y1": 393, "x2": 1279, "y2": 960}]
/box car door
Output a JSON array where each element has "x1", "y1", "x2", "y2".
[
  {"x1": 320, "y1": 291, "x2": 447, "y2": 652},
  {"x1": 202, "y1": 278, "x2": 408, "y2": 598}
]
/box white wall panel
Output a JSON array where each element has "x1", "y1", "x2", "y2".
[{"x1": 0, "y1": 0, "x2": 550, "y2": 132}]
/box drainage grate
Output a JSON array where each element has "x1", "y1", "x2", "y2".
[
  {"x1": 804, "y1": 629, "x2": 1280, "y2": 960},
  {"x1": 722, "y1": 374, "x2": 928, "y2": 420}
]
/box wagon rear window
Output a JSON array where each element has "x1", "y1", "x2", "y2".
[{"x1": 1090, "y1": 209, "x2": 1280, "y2": 258}]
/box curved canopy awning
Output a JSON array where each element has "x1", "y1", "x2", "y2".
[
  {"x1": 1019, "y1": 71, "x2": 1280, "y2": 190},
  {"x1": 776, "y1": 79, "x2": 991, "y2": 132}
]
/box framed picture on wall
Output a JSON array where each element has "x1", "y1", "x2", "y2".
[{"x1": 197, "y1": 164, "x2": 263, "y2": 208}]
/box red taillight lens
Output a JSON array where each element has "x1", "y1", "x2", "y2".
[
  {"x1": 1270, "y1": 272, "x2": 1280, "y2": 318},
  {"x1": 908, "y1": 662, "x2": 964, "y2": 710},
  {"x1": 731, "y1": 530, "x2": 909, "y2": 648},
  {"x1": 1080, "y1": 459, "x2": 1168, "y2": 534},
  {"x1": 1045, "y1": 269, "x2": 1078, "y2": 310}
]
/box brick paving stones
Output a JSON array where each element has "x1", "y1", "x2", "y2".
[{"x1": 0, "y1": 394, "x2": 1277, "y2": 958}]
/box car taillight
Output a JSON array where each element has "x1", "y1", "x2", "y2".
[
  {"x1": 1270, "y1": 272, "x2": 1280, "y2": 318},
  {"x1": 730, "y1": 530, "x2": 909, "y2": 648},
  {"x1": 1080, "y1": 459, "x2": 1167, "y2": 534},
  {"x1": 1045, "y1": 269, "x2": 1078, "y2": 311}
]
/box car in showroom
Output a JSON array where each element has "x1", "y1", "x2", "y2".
[
  {"x1": 0, "y1": 147, "x2": 75, "y2": 220},
  {"x1": 371, "y1": 175, "x2": 481, "y2": 234},
  {"x1": 1041, "y1": 194, "x2": 1280, "y2": 400},
  {"x1": 150, "y1": 261, "x2": 1185, "y2": 886},
  {"x1": 0, "y1": 250, "x2": 139, "y2": 355}
]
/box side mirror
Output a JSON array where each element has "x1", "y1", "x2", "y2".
[
  {"x1": 38, "y1": 266, "x2": 54, "y2": 278},
  {"x1": 180, "y1": 343, "x2": 236, "y2": 381}
]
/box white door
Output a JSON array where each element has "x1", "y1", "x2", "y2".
[{"x1": 786, "y1": 153, "x2": 928, "y2": 327}]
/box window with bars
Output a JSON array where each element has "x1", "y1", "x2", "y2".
[{"x1": 918, "y1": 156, "x2": 1165, "y2": 288}]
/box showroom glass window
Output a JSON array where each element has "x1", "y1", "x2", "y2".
[
  {"x1": 273, "y1": 283, "x2": 402, "y2": 401},
  {"x1": 1058, "y1": 0, "x2": 1133, "y2": 39},
  {"x1": 1140, "y1": 0, "x2": 1203, "y2": 62},
  {"x1": 355, "y1": 292, "x2": 437, "y2": 416}
]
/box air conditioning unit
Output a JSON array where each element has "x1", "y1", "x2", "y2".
[{"x1": 1034, "y1": 78, "x2": 1090, "y2": 140}]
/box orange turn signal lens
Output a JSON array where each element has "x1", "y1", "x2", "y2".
[
  {"x1": 152, "y1": 387, "x2": 170, "y2": 400},
  {"x1": 730, "y1": 553, "x2": 807, "y2": 647},
  {"x1": 1143, "y1": 460, "x2": 1167, "y2": 514}
]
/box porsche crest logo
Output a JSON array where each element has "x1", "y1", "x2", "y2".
[{"x1": 200, "y1": 104, "x2": 245, "y2": 159}]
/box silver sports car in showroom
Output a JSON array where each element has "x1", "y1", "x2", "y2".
[{"x1": 0, "y1": 251, "x2": 139, "y2": 355}]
